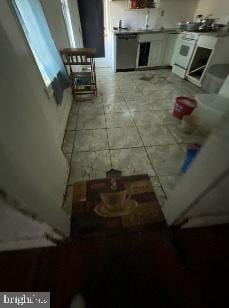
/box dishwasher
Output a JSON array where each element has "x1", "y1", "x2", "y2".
[{"x1": 116, "y1": 34, "x2": 138, "y2": 71}]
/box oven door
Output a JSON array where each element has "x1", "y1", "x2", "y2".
[{"x1": 174, "y1": 38, "x2": 196, "y2": 69}]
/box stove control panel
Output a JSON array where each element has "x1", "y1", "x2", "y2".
[{"x1": 181, "y1": 31, "x2": 200, "y2": 40}]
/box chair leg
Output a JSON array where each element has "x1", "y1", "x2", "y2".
[{"x1": 94, "y1": 71, "x2": 97, "y2": 96}]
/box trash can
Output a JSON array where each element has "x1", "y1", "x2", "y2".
[{"x1": 173, "y1": 96, "x2": 197, "y2": 120}]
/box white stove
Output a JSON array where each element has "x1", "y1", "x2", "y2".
[
  {"x1": 181, "y1": 31, "x2": 200, "y2": 40},
  {"x1": 172, "y1": 31, "x2": 200, "y2": 78}
]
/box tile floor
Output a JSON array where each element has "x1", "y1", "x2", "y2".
[{"x1": 62, "y1": 68, "x2": 207, "y2": 214}]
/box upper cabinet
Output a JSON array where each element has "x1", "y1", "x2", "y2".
[{"x1": 128, "y1": 0, "x2": 160, "y2": 9}]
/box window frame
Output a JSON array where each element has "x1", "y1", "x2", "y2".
[{"x1": 12, "y1": 0, "x2": 55, "y2": 88}]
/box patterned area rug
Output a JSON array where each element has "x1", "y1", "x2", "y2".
[{"x1": 71, "y1": 174, "x2": 166, "y2": 237}]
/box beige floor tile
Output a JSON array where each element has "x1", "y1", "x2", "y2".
[
  {"x1": 158, "y1": 175, "x2": 183, "y2": 198},
  {"x1": 132, "y1": 111, "x2": 162, "y2": 127},
  {"x1": 104, "y1": 102, "x2": 129, "y2": 113},
  {"x1": 150, "y1": 98, "x2": 175, "y2": 110},
  {"x1": 139, "y1": 125, "x2": 177, "y2": 146},
  {"x1": 62, "y1": 131, "x2": 75, "y2": 154},
  {"x1": 121, "y1": 92, "x2": 143, "y2": 101},
  {"x1": 126, "y1": 100, "x2": 155, "y2": 111},
  {"x1": 153, "y1": 186, "x2": 167, "y2": 207},
  {"x1": 76, "y1": 95, "x2": 103, "y2": 104},
  {"x1": 69, "y1": 150, "x2": 111, "y2": 184},
  {"x1": 102, "y1": 95, "x2": 124, "y2": 104},
  {"x1": 77, "y1": 113, "x2": 106, "y2": 129},
  {"x1": 167, "y1": 125, "x2": 206, "y2": 144},
  {"x1": 78, "y1": 102, "x2": 104, "y2": 114},
  {"x1": 70, "y1": 102, "x2": 80, "y2": 114},
  {"x1": 110, "y1": 147, "x2": 155, "y2": 176},
  {"x1": 150, "y1": 176, "x2": 161, "y2": 187},
  {"x1": 108, "y1": 127, "x2": 143, "y2": 149},
  {"x1": 66, "y1": 113, "x2": 78, "y2": 131},
  {"x1": 74, "y1": 129, "x2": 108, "y2": 152},
  {"x1": 156, "y1": 110, "x2": 181, "y2": 126},
  {"x1": 146, "y1": 144, "x2": 185, "y2": 176},
  {"x1": 62, "y1": 185, "x2": 73, "y2": 216},
  {"x1": 105, "y1": 112, "x2": 134, "y2": 128},
  {"x1": 64, "y1": 68, "x2": 205, "y2": 195}
]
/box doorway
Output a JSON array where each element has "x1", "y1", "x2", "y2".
[
  {"x1": 78, "y1": 0, "x2": 104, "y2": 57},
  {"x1": 78, "y1": 0, "x2": 110, "y2": 68}
]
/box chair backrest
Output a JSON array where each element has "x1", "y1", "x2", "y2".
[
  {"x1": 219, "y1": 74, "x2": 229, "y2": 99},
  {"x1": 60, "y1": 48, "x2": 96, "y2": 75}
]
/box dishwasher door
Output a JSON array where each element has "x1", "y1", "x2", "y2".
[{"x1": 116, "y1": 35, "x2": 138, "y2": 70}]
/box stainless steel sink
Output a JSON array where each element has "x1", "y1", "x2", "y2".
[{"x1": 134, "y1": 27, "x2": 165, "y2": 32}]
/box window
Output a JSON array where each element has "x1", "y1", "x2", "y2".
[
  {"x1": 60, "y1": 0, "x2": 76, "y2": 48},
  {"x1": 13, "y1": 0, "x2": 64, "y2": 87}
]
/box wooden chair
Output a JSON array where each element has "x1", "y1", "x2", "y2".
[{"x1": 60, "y1": 48, "x2": 97, "y2": 101}]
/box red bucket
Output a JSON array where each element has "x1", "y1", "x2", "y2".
[{"x1": 173, "y1": 96, "x2": 197, "y2": 120}]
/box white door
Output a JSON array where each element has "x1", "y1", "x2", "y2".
[
  {"x1": 164, "y1": 34, "x2": 179, "y2": 66},
  {"x1": 149, "y1": 40, "x2": 163, "y2": 67},
  {"x1": 60, "y1": 0, "x2": 84, "y2": 48}
]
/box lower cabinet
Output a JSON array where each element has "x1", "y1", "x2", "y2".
[
  {"x1": 137, "y1": 42, "x2": 151, "y2": 67},
  {"x1": 149, "y1": 39, "x2": 165, "y2": 67},
  {"x1": 136, "y1": 33, "x2": 169, "y2": 68},
  {"x1": 164, "y1": 33, "x2": 179, "y2": 66}
]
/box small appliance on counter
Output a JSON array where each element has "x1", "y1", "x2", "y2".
[
  {"x1": 178, "y1": 22, "x2": 201, "y2": 32},
  {"x1": 177, "y1": 15, "x2": 218, "y2": 33},
  {"x1": 199, "y1": 16, "x2": 216, "y2": 32},
  {"x1": 113, "y1": 20, "x2": 129, "y2": 31}
]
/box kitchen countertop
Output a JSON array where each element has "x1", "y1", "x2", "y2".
[
  {"x1": 199, "y1": 31, "x2": 229, "y2": 38},
  {"x1": 113, "y1": 28, "x2": 229, "y2": 37},
  {"x1": 113, "y1": 28, "x2": 180, "y2": 35}
]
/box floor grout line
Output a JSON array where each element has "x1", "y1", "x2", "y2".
[
  {"x1": 62, "y1": 68, "x2": 205, "y2": 201},
  {"x1": 102, "y1": 94, "x2": 113, "y2": 170},
  {"x1": 121, "y1": 88, "x2": 164, "y2": 190}
]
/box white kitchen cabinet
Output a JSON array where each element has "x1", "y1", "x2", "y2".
[
  {"x1": 149, "y1": 39, "x2": 165, "y2": 67},
  {"x1": 164, "y1": 33, "x2": 179, "y2": 66},
  {"x1": 136, "y1": 33, "x2": 168, "y2": 68}
]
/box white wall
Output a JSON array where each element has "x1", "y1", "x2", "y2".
[
  {"x1": 0, "y1": 1, "x2": 70, "y2": 235},
  {"x1": 39, "y1": 0, "x2": 73, "y2": 145},
  {"x1": 0, "y1": 198, "x2": 58, "y2": 251},
  {"x1": 195, "y1": 0, "x2": 229, "y2": 22},
  {"x1": 41, "y1": 0, "x2": 70, "y2": 50},
  {"x1": 109, "y1": 0, "x2": 199, "y2": 30}
]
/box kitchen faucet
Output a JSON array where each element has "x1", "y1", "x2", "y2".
[{"x1": 145, "y1": 9, "x2": 150, "y2": 29}]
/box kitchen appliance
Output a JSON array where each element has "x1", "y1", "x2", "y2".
[
  {"x1": 195, "y1": 15, "x2": 203, "y2": 23},
  {"x1": 116, "y1": 34, "x2": 138, "y2": 71},
  {"x1": 199, "y1": 17, "x2": 216, "y2": 32},
  {"x1": 119, "y1": 20, "x2": 123, "y2": 30},
  {"x1": 179, "y1": 22, "x2": 201, "y2": 32},
  {"x1": 186, "y1": 22, "x2": 201, "y2": 32},
  {"x1": 211, "y1": 23, "x2": 225, "y2": 32},
  {"x1": 178, "y1": 17, "x2": 217, "y2": 32},
  {"x1": 172, "y1": 32, "x2": 199, "y2": 79}
]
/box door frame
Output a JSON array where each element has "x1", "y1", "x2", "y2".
[
  {"x1": 95, "y1": 0, "x2": 111, "y2": 68},
  {"x1": 65, "y1": 0, "x2": 84, "y2": 48}
]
